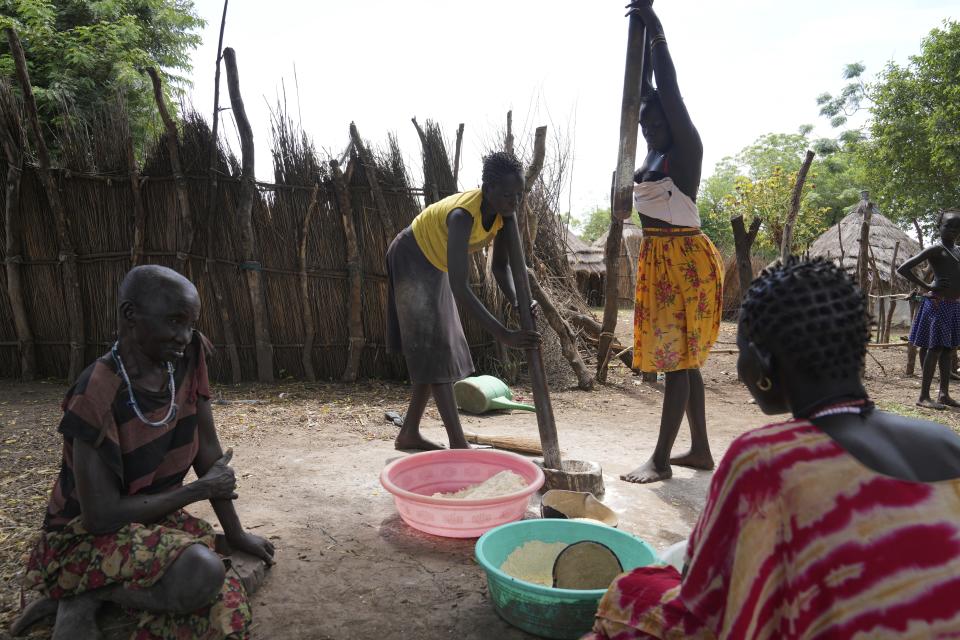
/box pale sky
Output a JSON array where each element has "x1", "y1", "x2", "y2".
[{"x1": 185, "y1": 0, "x2": 957, "y2": 223}]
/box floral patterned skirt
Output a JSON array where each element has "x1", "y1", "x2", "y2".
[
  {"x1": 632, "y1": 229, "x2": 723, "y2": 373},
  {"x1": 23, "y1": 509, "x2": 251, "y2": 640}
]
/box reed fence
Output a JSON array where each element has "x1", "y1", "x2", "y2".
[{"x1": 0, "y1": 79, "x2": 512, "y2": 383}]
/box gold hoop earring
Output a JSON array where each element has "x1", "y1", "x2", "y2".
[{"x1": 757, "y1": 377, "x2": 772, "y2": 392}]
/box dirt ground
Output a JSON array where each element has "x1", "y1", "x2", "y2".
[{"x1": 2, "y1": 321, "x2": 958, "y2": 640}]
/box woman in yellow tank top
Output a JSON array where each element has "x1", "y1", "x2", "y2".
[{"x1": 386, "y1": 152, "x2": 541, "y2": 450}]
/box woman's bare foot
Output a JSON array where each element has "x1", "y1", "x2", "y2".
[
  {"x1": 918, "y1": 398, "x2": 947, "y2": 410},
  {"x1": 669, "y1": 450, "x2": 715, "y2": 470},
  {"x1": 52, "y1": 594, "x2": 102, "y2": 640},
  {"x1": 620, "y1": 458, "x2": 672, "y2": 484},
  {"x1": 10, "y1": 597, "x2": 58, "y2": 636},
  {"x1": 938, "y1": 394, "x2": 960, "y2": 408},
  {"x1": 394, "y1": 433, "x2": 446, "y2": 451}
]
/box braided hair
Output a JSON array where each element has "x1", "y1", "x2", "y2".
[
  {"x1": 481, "y1": 151, "x2": 523, "y2": 187},
  {"x1": 739, "y1": 257, "x2": 869, "y2": 381}
]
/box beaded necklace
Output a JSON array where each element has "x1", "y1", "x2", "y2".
[
  {"x1": 111, "y1": 341, "x2": 179, "y2": 427},
  {"x1": 808, "y1": 399, "x2": 871, "y2": 420}
]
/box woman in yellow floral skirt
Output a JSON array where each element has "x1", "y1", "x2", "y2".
[{"x1": 619, "y1": 0, "x2": 723, "y2": 484}]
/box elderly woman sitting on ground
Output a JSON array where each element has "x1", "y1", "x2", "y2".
[
  {"x1": 13, "y1": 265, "x2": 274, "y2": 640},
  {"x1": 586, "y1": 258, "x2": 960, "y2": 639}
]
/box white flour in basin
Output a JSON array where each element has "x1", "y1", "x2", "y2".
[{"x1": 432, "y1": 470, "x2": 527, "y2": 499}]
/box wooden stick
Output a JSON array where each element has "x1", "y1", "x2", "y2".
[
  {"x1": 503, "y1": 216, "x2": 561, "y2": 470},
  {"x1": 125, "y1": 125, "x2": 147, "y2": 267},
  {"x1": 331, "y1": 159, "x2": 365, "y2": 383},
  {"x1": 298, "y1": 183, "x2": 320, "y2": 382},
  {"x1": 146, "y1": 67, "x2": 193, "y2": 275},
  {"x1": 453, "y1": 122, "x2": 464, "y2": 187},
  {"x1": 410, "y1": 117, "x2": 437, "y2": 204},
  {"x1": 521, "y1": 126, "x2": 547, "y2": 259},
  {"x1": 868, "y1": 246, "x2": 882, "y2": 339},
  {"x1": 913, "y1": 218, "x2": 925, "y2": 250},
  {"x1": 883, "y1": 241, "x2": 901, "y2": 344},
  {"x1": 527, "y1": 268, "x2": 594, "y2": 390},
  {"x1": 836, "y1": 219, "x2": 845, "y2": 264},
  {"x1": 6, "y1": 27, "x2": 85, "y2": 381},
  {"x1": 208, "y1": 0, "x2": 228, "y2": 181},
  {"x1": 224, "y1": 47, "x2": 274, "y2": 382},
  {"x1": 349, "y1": 122, "x2": 390, "y2": 217},
  {"x1": 598, "y1": 173, "x2": 622, "y2": 380},
  {"x1": 203, "y1": 4, "x2": 242, "y2": 384},
  {"x1": 0, "y1": 98, "x2": 35, "y2": 380},
  {"x1": 599, "y1": 15, "x2": 647, "y2": 382},
  {"x1": 710, "y1": 343, "x2": 909, "y2": 354},
  {"x1": 505, "y1": 110, "x2": 515, "y2": 156},
  {"x1": 856, "y1": 193, "x2": 873, "y2": 291},
  {"x1": 464, "y1": 431, "x2": 544, "y2": 456},
  {"x1": 780, "y1": 149, "x2": 815, "y2": 261}
]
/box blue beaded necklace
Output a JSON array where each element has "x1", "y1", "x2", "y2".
[{"x1": 111, "y1": 341, "x2": 179, "y2": 427}]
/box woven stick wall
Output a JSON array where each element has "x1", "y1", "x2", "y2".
[{"x1": 0, "y1": 82, "x2": 507, "y2": 382}]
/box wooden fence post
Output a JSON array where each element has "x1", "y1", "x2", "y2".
[
  {"x1": 453, "y1": 123, "x2": 464, "y2": 187},
  {"x1": 146, "y1": 68, "x2": 193, "y2": 274},
  {"x1": 203, "y1": 2, "x2": 242, "y2": 384},
  {"x1": 125, "y1": 128, "x2": 147, "y2": 267},
  {"x1": 883, "y1": 241, "x2": 901, "y2": 344},
  {"x1": 348, "y1": 123, "x2": 389, "y2": 219},
  {"x1": 298, "y1": 184, "x2": 320, "y2": 382},
  {"x1": 856, "y1": 192, "x2": 873, "y2": 293},
  {"x1": 780, "y1": 149, "x2": 815, "y2": 261},
  {"x1": 224, "y1": 47, "x2": 274, "y2": 382},
  {"x1": 6, "y1": 27, "x2": 86, "y2": 380},
  {"x1": 0, "y1": 86, "x2": 35, "y2": 380},
  {"x1": 411, "y1": 117, "x2": 440, "y2": 204},
  {"x1": 521, "y1": 126, "x2": 547, "y2": 256},
  {"x1": 331, "y1": 160, "x2": 365, "y2": 382},
  {"x1": 598, "y1": 12, "x2": 647, "y2": 383}
]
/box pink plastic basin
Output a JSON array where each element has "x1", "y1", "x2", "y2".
[{"x1": 380, "y1": 449, "x2": 545, "y2": 538}]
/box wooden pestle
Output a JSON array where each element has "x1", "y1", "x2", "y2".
[{"x1": 502, "y1": 216, "x2": 562, "y2": 471}]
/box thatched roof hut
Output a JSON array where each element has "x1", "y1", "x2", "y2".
[
  {"x1": 564, "y1": 229, "x2": 605, "y2": 306},
  {"x1": 808, "y1": 196, "x2": 921, "y2": 293},
  {"x1": 593, "y1": 220, "x2": 644, "y2": 307}
]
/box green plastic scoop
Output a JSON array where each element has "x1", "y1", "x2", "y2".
[{"x1": 454, "y1": 375, "x2": 535, "y2": 414}]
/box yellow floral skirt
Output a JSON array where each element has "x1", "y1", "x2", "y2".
[{"x1": 632, "y1": 228, "x2": 723, "y2": 373}]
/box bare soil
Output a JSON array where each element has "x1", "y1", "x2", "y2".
[{"x1": 1, "y1": 321, "x2": 956, "y2": 639}]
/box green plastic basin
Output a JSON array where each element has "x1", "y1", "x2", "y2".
[{"x1": 475, "y1": 519, "x2": 659, "y2": 639}]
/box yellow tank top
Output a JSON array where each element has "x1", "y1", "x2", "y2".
[{"x1": 410, "y1": 189, "x2": 503, "y2": 272}]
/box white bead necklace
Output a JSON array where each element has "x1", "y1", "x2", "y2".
[
  {"x1": 111, "y1": 341, "x2": 179, "y2": 427},
  {"x1": 810, "y1": 406, "x2": 865, "y2": 419}
]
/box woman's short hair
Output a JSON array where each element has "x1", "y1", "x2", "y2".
[
  {"x1": 739, "y1": 257, "x2": 869, "y2": 380},
  {"x1": 481, "y1": 151, "x2": 523, "y2": 187}
]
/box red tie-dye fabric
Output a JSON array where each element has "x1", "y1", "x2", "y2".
[{"x1": 585, "y1": 420, "x2": 960, "y2": 640}]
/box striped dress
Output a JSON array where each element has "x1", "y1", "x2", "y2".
[
  {"x1": 42, "y1": 332, "x2": 212, "y2": 530},
  {"x1": 23, "y1": 332, "x2": 254, "y2": 640},
  {"x1": 586, "y1": 420, "x2": 960, "y2": 639}
]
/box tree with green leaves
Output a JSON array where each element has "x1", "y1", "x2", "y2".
[
  {"x1": 0, "y1": 0, "x2": 204, "y2": 149},
  {"x1": 818, "y1": 21, "x2": 960, "y2": 240},
  {"x1": 696, "y1": 130, "x2": 853, "y2": 254},
  {"x1": 574, "y1": 206, "x2": 640, "y2": 244}
]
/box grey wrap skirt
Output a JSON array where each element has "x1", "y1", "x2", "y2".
[{"x1": 386, "y1": 227, "x2": 474, "y2": 384}]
